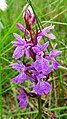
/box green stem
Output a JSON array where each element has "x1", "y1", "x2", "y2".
[{"x1": 38, "y1": 96, "x2": 42, "y2": 119}]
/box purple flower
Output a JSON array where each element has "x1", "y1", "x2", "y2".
[
  {"x1": 10, "y1": 62, "x2": 26, "y2": 84},
  {"x1": 49, "y1": 44, "x2": 62, "y2": 57},
  {"x1": 32, "y1": 41, "x2": 49, "y2": 55},
  {"x1": 45, "y1": 44, "x2": 62, "y2": 70},
  {"x1": 52, "y1": 59, "x2": 60, "y2": 70},
  {"x1": 32, "y1": 70, "x2": 46, "y2": 80},
  {"x1": 17, "y1": 89, "x2": 28, "y2": 108},
  {"x1": 12, "y1": 33, "x2": 33, "y2": 59},
  {"x1": 32, "y1": 55, "x2": 52, "y2": 75},
  {"x1": 38, "y1": 24, "x2": 56, "y2": 40},
  {"x1": 34, "y1": 81, "x2": 51, "y2": 95}
]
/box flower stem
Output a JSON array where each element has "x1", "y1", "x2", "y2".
[{"x1": 38, "y1": 96, "x2": 42, "y2": 119}]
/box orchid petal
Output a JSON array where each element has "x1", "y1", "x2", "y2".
[
  {"x1": 52, "y1": 59, "x2": 60, "y2": 70},
  {"x1": 16, "y1": 23, "x2": 29, "y2": 35},
  {"x1": 13, "y1": 47, "x2": 24, "y2": 59}
]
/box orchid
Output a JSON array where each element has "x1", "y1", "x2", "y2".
[
  {"x1": 10, "y1": 62, "x2": 27, "y2": 84},
  {"x1": 12, "y1": 33, "x2": 33, "y2": 59},
  {"x1": 34, "y1": 81, "x2": 51, "y2": 95},
  {"x1": 38, "y1": 24, "x2": 56, "y2": 39},
  {"x1": 32, "y1": 55, "x2": 52, "y2": 75},
  {"x1": 32, "y1": 41, "x2": 49, "y2": 55},
  {"x1": 10, "y1": 6, "x2": 62, "y2": 119},
  {"x1": 45, "y1": 44, "x2": 62, "y2": 70},
  {"x1": 17, "y1": 89, "x2": 28, "y2": 108}
]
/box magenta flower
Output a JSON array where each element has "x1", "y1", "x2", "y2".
[
  {"x1": 32, "y1": 41, "x2": 49, "y2": 55},
  {"x1": 10, "y1": 62, "x2": 27, "y2": 84},
  {"x1": 17, "y1": 89, "x2": 28, "y2": 108},
  {"x1": 34, "y1": 81, "x2": 51, "y2": 95},
  {"x1": 32, "y1": 70, "x2": 46, "y2": 80},
  {"x1": 38, "y1": 24, "x2": 56, "y2": 40},
  {"x1": 45, "y1": 44, "x2": 62, "y2": 70},
  {"x1": 49, "y1": 44, "x2": 62, "y2": 57},
  {"x1": 12, "y1": 33, "x2": 33, "y2": 59},
  {"x1": 32, "y1": 55, "x2": 52, "y2": 75}
]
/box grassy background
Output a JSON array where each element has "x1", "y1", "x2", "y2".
[{"x1": 0, "y1": 0, "x2": 67, "y2": 118}]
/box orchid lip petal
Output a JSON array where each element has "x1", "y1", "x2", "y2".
[{"x1": 34, "y1": 81, "x2": 51, "y2": 95}]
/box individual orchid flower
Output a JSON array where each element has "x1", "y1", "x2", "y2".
[
  {"x1": 10, "y1": 61, "x2": 35, "y2": 83},
  {"x1": 32, "y1": 41, "x2": 49, "y2": 55},
  {"x1": 17, "y1": 89, "x2": 28, "y2": 108},
  {"x1": 31, "y1": 70, "x2": 50, "y2": 95},
  {"x1": 38, "y1": 24, "x2": 56, "y2": 40},
  {"x1": 34, "y1": 81, "x2": 51, "y2": 95},
  {"x1": 45, "y1": 44, "x2": 62, "y2": 70},
  {"x1": 10, "y1": 62, "x2": 27, "y2": 84},
  {"x1": 32, "y1": 55, "x2": 52, "y2": 75},
  {"x1": 12, "y1": 33, "x2": 33, "y2": 59}
]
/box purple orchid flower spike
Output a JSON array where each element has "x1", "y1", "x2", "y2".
[
  {"x1": 10, "y1": 7, "x2": 62, "y2": 117},
  {"x1": 45, "y1": 44, "x2": 62, "y2": 70},
  {"x1": 10, "y1": 62, "x2": 27, "y2": 84},
  {"x1": 17, "y1": 88, "x2": 28, "y2": 108},
  {"x1": 12, "y1": 33, "x2": 33, "y2": 59},
  {"x1": 38, "y1": 24, "x2": 56, "y2": 40},
  {"x1": 32, "y1": 41, "x2": 49, "y2": 55},
  {"x1": 34, "y1": 81, "x2": 51, "y2": 95}
]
